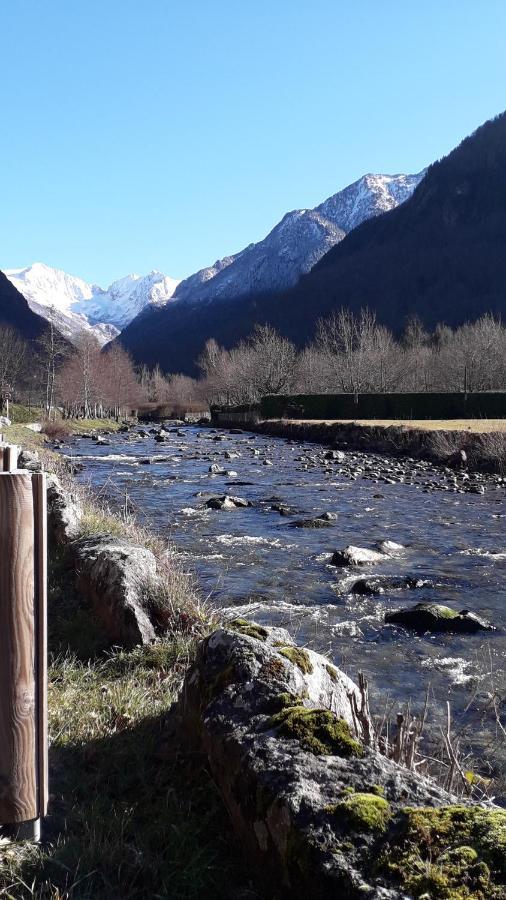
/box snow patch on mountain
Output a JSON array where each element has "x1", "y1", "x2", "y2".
[{"x1": 5, "y1": 263, "x2": 179, "y2": 344}]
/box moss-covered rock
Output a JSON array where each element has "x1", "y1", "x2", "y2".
[
  {"x1": 268, "y1": 706, "x2": 362, "y2": 757},
  {"x1": 383, "y1": 805, "x2": 506, "y2": 898},
  {"x1": 227, "y1": 618, "x2": 268, "y2": 641},
  {"x1": 334, "y1": 792, "x2": 392, "y2": 833},
  {"x1": 276, "y1": 646, "x2": 313, "y2": 674},
  {"x1": 385, "y1": 603, "x2": 495, "y2": 633}
]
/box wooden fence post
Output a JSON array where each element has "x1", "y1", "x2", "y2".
[{"x1": 0, "y1": 446, "x2": 47, "y2": 842}]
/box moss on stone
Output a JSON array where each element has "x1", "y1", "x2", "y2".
[
  {"x1": 208, "y1": 664, "x2": 236, "y2": 698},
  {"x1": 268, "y1": 706, "x2": 362, "y2": 757},
  {"x1": 434, "y1": 605, "x2": 459, "y2": 619},
  {"x1": 334, "y1": 792, "x2": 392, "y2": 833},
  {"x1": 382, "y1": 805, "x2": 506, "y2": 899},
  {"x1": 325, "y1": 663, "x2": 339, "y2": 682},
  {"x1": 228, "y1": 618, "x2": 268, "y2": 641},
  {"x1": 276, "y1": 646, "x2": 313, "y2": 674},
  {"x1": 370, "y1": 784, "x2": 385, "y2": 797}
]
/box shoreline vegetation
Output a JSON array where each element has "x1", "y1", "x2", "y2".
[
  {"x1": 1, "y1": 407, "x2": 505, "y2": 898},
  {"x1": 1, "y1": 410, "x2": 255, "y2": 900}
]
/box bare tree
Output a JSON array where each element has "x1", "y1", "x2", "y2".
[{"x1": 37, "y1": 307, "x2": 69, "y2": 416}]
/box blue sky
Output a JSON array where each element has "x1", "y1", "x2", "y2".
[{"x1": 1, "y1": 0, "x2": 505, "y2": 286}]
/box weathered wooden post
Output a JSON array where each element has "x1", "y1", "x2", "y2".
[{"x1": 0, "y1": 445, "x2": 47, "y2": 842}]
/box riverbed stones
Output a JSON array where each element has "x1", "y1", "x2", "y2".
[
  {"x1": 375, "y1": 540, "x2": 405, "y2": 555},
  {"x1": 351, "y1": 576, "x2": 432, "y2": 596},
  {"x1": 331, "y1": 545, "x2": 388, "y2": 567},
  {"x1": 290, "y1": 516, "x2": 335, "y2": 529},
  {"x1": 177, "y1": 622, "x2": 467, "y2": 899},
  {"x1": 386, "y1": 603, "x2": 496, "y2": 633},
  {"x1": 206, "y1": 495, "x2": 251, "y2": 510}
]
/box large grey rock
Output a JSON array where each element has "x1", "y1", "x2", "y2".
[
  {"x1": 177, "y1": 622, "x2": 459, "y2": 899},
  {"x1": 46, "y1": 473, "x2": 83, "y2": 544},
  {"x1": 74, "y1": 535, "x2": 158, "y2": 646},
  {"x1": 17, "y1": 448, "x2": 43, "y2": 472},
  {"x1": 17, "y1": 451, "x2": 83, "y2": 544}
]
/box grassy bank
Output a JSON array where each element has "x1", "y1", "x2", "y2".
[
  {"x1": 0, "y1": 446, "x2": 253, "y2": 900},
  {"x1": 1, "y1": 405, "x2": 125, "y2": 453}
]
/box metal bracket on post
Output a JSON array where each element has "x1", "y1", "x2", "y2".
[{"x1": 0, "y1": 444, "x2": 47, "y2": 844}]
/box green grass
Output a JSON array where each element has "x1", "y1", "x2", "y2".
[
  {"x1": 1, "y1": 423, "x2": 46, "y2": 450},
  {"x1": 0, "y1": 647, "x2": 251, "y2": 899},
  {"x1": 8, "y1": 403, "x2": 42, "y2": 424},
  {"x1": 65, "y1": 417, "x2": 123, "y2": 434}
]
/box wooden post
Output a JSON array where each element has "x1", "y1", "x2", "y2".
[{"x1": 0, "y1": 446, "x2": 47, "y2": 840}]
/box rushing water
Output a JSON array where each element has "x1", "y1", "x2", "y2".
[{"x1": 65, "y1": 424, "x2": 506, "y2": 776}]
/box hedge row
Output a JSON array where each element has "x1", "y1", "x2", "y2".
[{"x1": 260, "y1": 392, "x2": 506, "y2": 420}]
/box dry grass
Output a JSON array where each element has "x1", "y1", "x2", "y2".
[{"x1": 275, "y1": 417, "x2": 506, "y2": 432}]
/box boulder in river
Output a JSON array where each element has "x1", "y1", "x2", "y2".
[
  {"x1": 206, "y1": 495, "x2": 251, "y2": 510},
  {"x1": 375, "y1": 540, "x2": 405, "y2": 556},
  {"x1": 331, "y1": 545, "x2": 388, "y2": 567},
  {"x1": 324, "y1": 449, "x2": 345, "y2": 462},
  {"x1": 385, "y1": 603, "x2": 496, "y2": 633},
  {"x1": 290, "y1": 515, "x2": 336, "y2": 529},
  {"x1": 350, "y1": 576, "x2": 433, "y2": 596}
]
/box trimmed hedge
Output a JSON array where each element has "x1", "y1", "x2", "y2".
[{"x1": 260, "y1": 393, "x2": 506, "y2": 421}]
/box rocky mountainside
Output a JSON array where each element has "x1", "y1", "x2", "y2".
[
  {"x1": 0, "y1": 270, "x2": 51, "y2": 341},
  {"x1": 172, "y1": 171, "x2": 423, "y2": 305},
  {"x1": 117, "y1": 170, "x2": 424, "y2": 372},
  {"x1": 5, "y1": 263, "x2": 180, "y2": 345}
]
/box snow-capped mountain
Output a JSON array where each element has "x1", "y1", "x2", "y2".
[
  {"x1": 5, "y1": 263, "x2": 180, "y2": 344},
  {"x1": 170, "y1": 171, "x2": 425, "y2": 307}
]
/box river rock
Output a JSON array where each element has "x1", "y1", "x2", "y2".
[
  {"x1": 385, "y1": 603, "x2": 496, "y2": 633},
  {"x1": 331, "y1": 545, "x2": 388, "y2": 567},
  {"x1": 351, "y1": 576, "x2": 432, "y2": 596},
  {"x1": 324, "y1": 450, "x2": 345, "y2": 462},
  {"x1": 209, "y1": 463, "x2": 226, "y2": 474},
  {"x1": 375, "y1": 540, "x2": 405, "y2": 556},
  {"x1": 206, "y1": 495, "x2": 251, "y2": 510},
  {"x1": 177, "y1": 622, "x2": 461, "y2": 899},
  {"x1": 290, "y1": 515, "x2": 335, "y2": 529},
  {"x1": 74, "y1": 535, "x2": 159, "y2": 646}
]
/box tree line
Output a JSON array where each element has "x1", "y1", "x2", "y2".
[
  {"x1": 2, "y1": 308, "x2": 506, "y2": 419},
  {"x1": 197, "y1": 311, "x2": 506, "y2": 405}
]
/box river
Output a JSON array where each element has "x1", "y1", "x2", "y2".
[{"x1": 64, "y1": 423, "x2": 506, "y2": 779}]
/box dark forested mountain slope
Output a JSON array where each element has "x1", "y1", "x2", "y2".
[
  {"x1": 0, "y1": 270, "x2": 49, "y2": 339},
  {"x1": 118, "y1": 111, "x2": 506, "y2": 375}
]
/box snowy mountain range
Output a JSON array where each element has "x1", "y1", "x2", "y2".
[
  {"x1": 170, "y1": 170, "x2": 425, "y2": 306},
  {"x1": 4, "y1": 264, "x2": 180, "y2": 345},
  {"x1": 5, "y1": 170, "x2": 424, "y2": 344}
]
